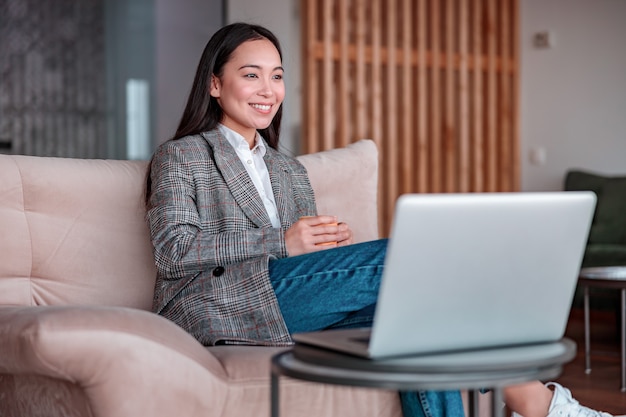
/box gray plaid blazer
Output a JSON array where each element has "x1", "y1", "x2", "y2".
[{"x1": 146, "y1": 129, "x2": 317, "y2": 346}]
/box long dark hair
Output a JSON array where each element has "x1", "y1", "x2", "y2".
[{"x1": 144, "y1": 23, "x2": 284, "y2": 206}]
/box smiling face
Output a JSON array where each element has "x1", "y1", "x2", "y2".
[{"x1": 210, "y1": 38, "x2": 285, "y2": 146}]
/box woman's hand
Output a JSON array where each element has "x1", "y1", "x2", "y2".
[
  {"x1": 284, "y1": 215, "x2": 354, "y2": 256},
  {"x1": 336, "y1": 221, "x2": 354, "y2": 246}
]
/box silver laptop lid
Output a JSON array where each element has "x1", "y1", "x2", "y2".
[{"x1": 368, "y1": 192, "x2": 596, "y2": 358}]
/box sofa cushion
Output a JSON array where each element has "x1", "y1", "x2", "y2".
[
  {"x1": 565, "y1": 170, "x2": 626, "y2": 245},
  {"x1": 205, "y1": 345, "x2": 403, "y2": 417},
  {"x1": 297, "y1": 139, "x2": 379, "y2": 243}
]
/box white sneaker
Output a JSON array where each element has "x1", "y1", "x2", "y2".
[
  {"x1": 510, "y1": 382, "x2": 615, "y2": 417},
  {"x1": 545, "y1": 382, "x2": 612, "y2": 417}
]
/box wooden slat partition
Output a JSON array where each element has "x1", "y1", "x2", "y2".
[{"x1": 302, "y1": 0, "x2": 520, "y2": 235}]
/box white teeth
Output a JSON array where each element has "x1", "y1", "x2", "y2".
[{"x1": 251, "y1": 104, "x2": 271, "y2": 111}]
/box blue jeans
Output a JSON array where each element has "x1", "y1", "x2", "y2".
[{"x1": 268, "y1": 239, "x2": 465, "y2": 417}]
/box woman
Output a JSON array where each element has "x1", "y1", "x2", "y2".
[{"x1": 144, "y1": 22, "x2": 613, "y2": 417}]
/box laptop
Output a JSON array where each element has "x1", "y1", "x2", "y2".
[{"x1": 292, "y1": 191, "x2": 597, "y2": 360}]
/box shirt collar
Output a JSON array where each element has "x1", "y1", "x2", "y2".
[{"x1": 218, "y1": 124, "x2": 267, "y2": 156}]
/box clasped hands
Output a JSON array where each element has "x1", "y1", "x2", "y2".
[{"x1": 285, "y1": 215, "x2": 354, "y2": 257}]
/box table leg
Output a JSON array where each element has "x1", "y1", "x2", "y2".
[
  {"x1": 584, "y1": 285, "x2": 591, "y2": 374},
  {"x1": 271, "y1": 371, "x2": 280, "y2": 417},
  {"x1": 620, "y1": 288, "x2": 626, "y2": 392},
  {"x1": 467, "y1": 390, "x2": 480, "y2": 417},
  {"x1": 491, "y1": 388, "x2": 504, "y2": 417}
]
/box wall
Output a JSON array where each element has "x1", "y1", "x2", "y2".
[
  {"x1": 153, "y1": 0, "x2": 223, "y2": 146},
  {"x1": 520, "y1": 0, "x2": 626, "y2": 191},
  {"x1": 226, "y1": 0, "x2": 626, "y2": 191}
]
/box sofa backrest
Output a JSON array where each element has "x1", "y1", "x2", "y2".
[
  {"x1": 0, "y1": 139, "x2": 378, "y2": 310},
  {"x1": 0, "y1": 156, "x2": 156, "y2": 309}
]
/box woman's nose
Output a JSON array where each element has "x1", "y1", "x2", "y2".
[{"x1": 258, "y1": 78, "x2": 273, "y2": 97}]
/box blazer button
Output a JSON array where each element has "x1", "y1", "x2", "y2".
[{"x1": 212, "y1": 266, "x2": 225, "y2": 277}]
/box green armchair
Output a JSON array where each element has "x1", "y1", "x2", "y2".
[{"x1": 565, "y1": 170, "x2": 626, "y2": 310}]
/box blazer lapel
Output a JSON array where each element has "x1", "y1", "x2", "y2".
[
  {"x1": 202, "y1": 131, "x2": 272, "y2": 228},
  {"x1": 265, "y1": 148, "x2": 295, "y2": 228}
]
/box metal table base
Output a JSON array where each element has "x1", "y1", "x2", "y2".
[{"x1": 271, "y1": 339, "x2": 576, "y2": 417}]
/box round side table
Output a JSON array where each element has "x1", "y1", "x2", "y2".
[
  {"x1": 579, "y1": 266, "x2": 626, "y2": 391},
  {"x1": 270, "y1": 339, "x2": 576, "y2": 417}
]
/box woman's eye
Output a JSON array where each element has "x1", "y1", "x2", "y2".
[
  {"x1": 273, "y1": 74, "x2": 283, "y2": 80},
  {"x1": 245, "y1": 73, "x2": 258, "y2": 78}
]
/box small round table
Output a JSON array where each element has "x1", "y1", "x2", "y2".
[
  {"x1": 270, "y1": 339, "x2": 576, "y2": 417},
  {"x1": 579, "y1": 266, "x2": 626, "y2": 391}
]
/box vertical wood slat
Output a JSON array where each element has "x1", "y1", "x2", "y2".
[
  {"x1": 444, "y1": 0, "x2": 455, "y2": 192},
  {"x1": 430, "y1": 0, "x2": 441, "y2": 193},
  {"x1": 416, "y1": 0, "x2": 427, "y2": 193},
  {"x1": 302, "y1": 0, "x2": 519, "y2": 235},
  {"x1": 370, "y1": 0, "x2": 384, "y2": 235},
  {"x1": 511, "y1": 0, "x2": 520, "y2": 190},
  {"x1": 472, "y1": 0, "x2": 483, "y2": 191},
  {"x1": 401, "y1": 0, "x2": 412, "y2": 194},
  {"x1": 337, "y1": 0, "x2": 350, "y2": 149},
  {"x1": 302, "y1": 0, "x2": 317, "y2": 153},
  {"x1": 385, "y1": 0, "x2": 398, "y2": 229},
  {"x1": 500, "y1": 0, "x2": 511, "y2": 191},
  {"x1": 458, "y1": 0, "x2": 470, "y2": 192},
  {"x1": 486, "y1": 0, "x2": 497, "y2": 192},
  {"x1": 371, "y1": 0, "x2": 382, "y2": 150},
  {"x1": 322, "y1": 0, "x2": 334, "y2": 151},
  {"x1": 355, "y1": 0, "x2": 367, "y2": 142}
]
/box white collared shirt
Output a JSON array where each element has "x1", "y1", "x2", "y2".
[{"x1": 218, "y1": 124, "x2": 281, "y2": 228}]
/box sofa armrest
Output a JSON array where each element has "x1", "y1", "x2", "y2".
[{"x1": 0, "y1": 306, "x2": 229, "y2": 417}]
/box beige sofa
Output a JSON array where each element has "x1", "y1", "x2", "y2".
[{"x1": 0, "y1": 139, "x2": 487, "y2": 417}]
